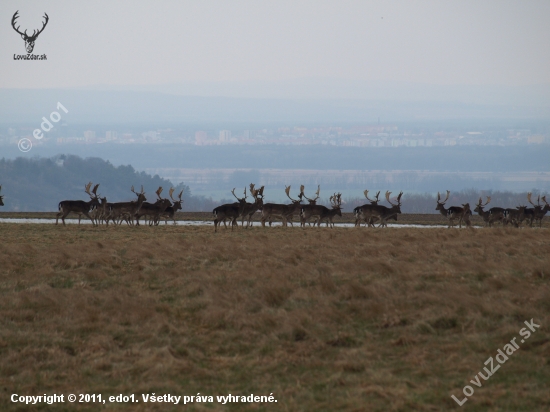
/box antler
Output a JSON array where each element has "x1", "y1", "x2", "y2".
[
  {"x1": 168, "y1": 187, "x2": 175, "y2": 202},
  {"x1": 542, "y1": 196, "x2": 548, "y2": 206},
  {"x1": 527, "y1": 192, "x2": 535, "y2": 207},
  {"x1": 386, "y1": 191, "x2": 402, "y2": 206},
  {"x1": 437, "y1": 190, "x2": 450, "y2": 205},
  {"x1": 178, "y1": 190, "x2": 183, "y2": 201},
  {"x1": 92, "y1": 184, "x2": 100, "y2": 198},
  {"x1": 84, "y1": 182, "x2": 93, "y2": 198},
  {"x1": 155, "y1": 187, "x2": 163, "y2": 200},
  {"x1": 396, "y1": 191, "x2": 403, "y2": 205},
  {"x1": 231, "y1": 188, "x2": 245, "y2": 202},
  {"x1": 364, "y1": 190, "x2": 379, "y2": 204},
  {"x1": 131, "y1": 185, "x2": 145, "y2": 196}
]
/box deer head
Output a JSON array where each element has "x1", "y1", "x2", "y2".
[
  {"x1": 474, "y1": 196, "x2": 491, "y2": 213},
  {"x1": 12, "y1": 11, "x2": 49, "y2": 54},
  {"x1": 386, "y1": 191, "x2": 403, "y2": 213}
]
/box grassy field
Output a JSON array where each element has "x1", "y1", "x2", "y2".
[{"x1": 0, "y1": 223, "x2": 549, "y2": 411}]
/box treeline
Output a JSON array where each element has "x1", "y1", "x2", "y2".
[{"x1": 0, "y1": 155, "x2": 218, "y2": 212}]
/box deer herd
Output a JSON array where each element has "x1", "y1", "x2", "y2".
[{"x1": 0, "y1": 183, "x2": 548, "y2": 231}]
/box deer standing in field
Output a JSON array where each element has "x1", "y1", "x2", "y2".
[
  {"x1": 213, "y1": 188, "x2": 248, "y2": 232},
  {"x1": 56, "y1": 182, "x2": 101, "y2": 226},
  {"x1": 160, "y1": 188, "x2": 184, "y2": 225},
  {"x1": 135, "y1": 187, "x2": 171, "y2": 226},
  {"x1": 238, "y1": 184, "x2": 264, "y2": 228},
  {"x1": 474, "y1": 196, "x2": 505, "y2": 227},
  {"x1": 372, "y1": 191, "x2": 403, "y2": 227},
  {"x1": 300, "y1": 185, "x2": 321, "y2": 227},
  {"x1": 108, "y1": 186, "x2": 147, "y2": 225},
  {"x1": 533, "y1": 196, "x2": 549, "y2": 228},
  {"x1": 354, "y1": 190, "x2": 381, "y2": 227},
  {"x1": 525, "y1": 193, "x2": 549, "y2": 228},
  {"x1": 260, "y1": 185, "x2": 304, "y2": 227},
  {"x1": 436, "y1": 190, "x2": 471, "y2": 228},
  {"x1": 503, "y1": 206, "x2": 527, "y2": 228},
  {"x1": 316, "y1": 193, "x2": 343, "y2": 227}
]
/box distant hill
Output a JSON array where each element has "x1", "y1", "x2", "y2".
[{"x1": 0, "y1": 155, "x2": 215, "y2": 212}]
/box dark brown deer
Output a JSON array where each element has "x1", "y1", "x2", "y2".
[
  {"x1": 474, "y1": 196, "x2": 504, "y2": 227},
  {"x1": 135, "y1": 187, "x2": 171, "y2": 226},
  {"x1": 109, "y1": 186, "x2": 147, "y2": 225},
  {"x1": 353, "y1": 190, "x2": 381, "y2": 227},
  {"x1": 160, "y1": 188, "x2": 184, "y2": 225},
  {"x1": 526, "y1": 193, "x2": 550, "y2": 228},
  {"x1": 316, "y1": 193, "x2": 343, "y2": 227},
  {"x1": 260, "y1": 185, "x2": 304, "y2": 227},
  {"x1": 56, "y1": 182, "x2": 100, "y2": 226},
  {"x1": 11, "y1": 11, "x2": 49, "y2": 53},
  {"x1": 436, "y1": 190, "x2": 471, "y2": 228},
  {"x1": 239, "y1": 184, "x2": 264, "y2": 228},
  {"x1": 213, "y1": 189, "x2": 248, "y2": 232},
  {"x1": 0, "y1": 185, "x2": 4, "y2": 207},
  {"x1": 504, "y1": 206, "x2": 527, "y2": 228},
  {"x1": 299, "y1": 185, "x2": 321, "y2": 227}
]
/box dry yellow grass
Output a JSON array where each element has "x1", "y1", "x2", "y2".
[{"x1": 0, "y1": 223, "x2": 549, "y2": 411}]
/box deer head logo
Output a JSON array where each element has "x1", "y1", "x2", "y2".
[{"x1": 11, "y1": 11, "x2": 49, "y2": 54}]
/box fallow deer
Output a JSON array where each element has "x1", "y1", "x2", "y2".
[
  {"x1": 436, "y1": 190, "x2": 471, "y2": 228},
  {"x1": 260, "y1": 185, "x2": 304, "y2": 227},
  {"x1": 160, "y1": 188, "x2": 184, "y2": 225},
  {"x1": 474, "y1": 196, "x2": 505, "y2": 227},
  {"x1": 56, "y1": 182, "x2": 100, "y2": 226},
  {"x1": 213, "y1": 188, "x2": 248, "y2": 232}
]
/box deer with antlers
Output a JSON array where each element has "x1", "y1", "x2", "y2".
[
  {"x1": 299, "y1": 185, "x2": 322, "y2": 227},
  {"x1": 108, "y1": 186, "x2": 147, "y2": 226},
  {"x1": 213, "y1": 188, "x2": 248, "y2": 232},
  {"x1": 56, "y1": 182, "x2": 101, "y2": 226},
  {"x1": 502, "y1": 203, "x2": 527, "y2": 228},
  {"x1": 0, "y1": 185, "x2": 4, "y2": 207},
  {"x1": 525, "y1": 193, "x2": 549, "y2": 228},
  {"x1": 237, "y1": 184, "x2": 264, "y2": 228},
  {"x1": 135, "y1": 187, "x2": 172, "y2": 226},
  {"x1": 354, "y1": 190, "x2": 398, "y2": 228},
  {"x1": 159, "y1": 188, "x2": 184, "y2": 225},
  {"x1": 436, "y1": 190, "x2": 472, "y2": 228},
  {"x1": 11, "y1": 11, "x2": 49, "y2": 54},
  {"x1": 474, "y1": 196, "x2": 505, "y2": 227},
  {"x1": 315, "y1": 193, "x2": 343, "y2": 227},
  {"x1": 260, "y1": 185, "x2": 304, "y2": 227}
]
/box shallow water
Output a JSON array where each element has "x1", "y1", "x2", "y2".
[{"x1": 0, "y1": 218, "x2": 452, "y2": 228}]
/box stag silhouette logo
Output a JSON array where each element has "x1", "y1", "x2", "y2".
[{"x1": 11, "y1": 11, "x2": 49, "y2": 54}]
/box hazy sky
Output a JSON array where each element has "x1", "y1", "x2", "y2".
[{"x1": 1, "y1": 1, "x2": 549, "y2": 95}]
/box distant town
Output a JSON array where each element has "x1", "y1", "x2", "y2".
[{"x1": 1, "y1": 123, "x2": 549, "y2": 148}]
